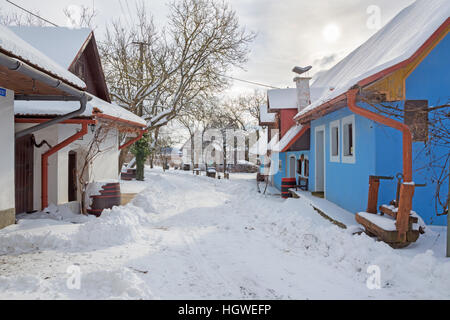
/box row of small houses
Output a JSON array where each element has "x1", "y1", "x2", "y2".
[
  {"x1": 258, "y1": 0, "x2": 449, "y2": 247},
  {"x1": 0, "y1": 25, "x2": 146, "y2": 229}
]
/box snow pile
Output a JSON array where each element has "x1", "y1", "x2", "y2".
[
  {"x1": 0, "y1": 203, "x2": 153, "y2": 256},
  {"x1": 0, "y1": 268, "x2": 155, "y2": 300},
  {"x1": 1, "y1": 168, "x2": 450, "y2": 299},
  {"x1": 65, "y1": 268, "x2": 155, "y2": 299},
  {"x1": 17, "y1": 203, "x2": 87, "y2": 224},
  {"x1": 242, "y1": 197, "x2": 450, "y2": 298},
  {"x1": 73, "y1": 205, "x2": 152, "y2": 247},
  {"x1": 84, "y1": 179, "x2": 119, "y2": 209}
]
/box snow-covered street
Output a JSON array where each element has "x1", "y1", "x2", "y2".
[{"x1": 0, "y1": 168, "x2": 449, "y2": 300}]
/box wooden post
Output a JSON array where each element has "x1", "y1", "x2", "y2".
[
  {"x1": 367, "y1": 176, "x2": 380, "y2": 214},
  {"x1": 396, "y1": 183, "x2": 415, "y2": 242}
]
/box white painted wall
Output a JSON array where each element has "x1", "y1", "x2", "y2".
[
  {"x1": 15, "y1": 123, "x2": 59, "y2": 210},
  {"x1": 15, "y1": 121, "x2": 120, "y2": 210},
  {"x1": 0, "y1": 89, "x2": 15, "y2": 212}
]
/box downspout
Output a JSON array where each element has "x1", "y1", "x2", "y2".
[
  {"x1": 41, "y1": 122, "x2": 89, "y2": 209},
  {"x1": 0, "y1": 52, "x2": 90, "y2": 139},
  {"x1": 347, "y1": 88, "x2": 414, "y2": 241},
  {"x1": 346, "y1": 89, "x2": 413, "y2": 182},
  {"x1": 119, "y1": 130, "x2": 146, "y2": 150}
]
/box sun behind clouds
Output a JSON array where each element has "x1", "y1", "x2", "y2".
[{"x1": 322, "y1": 23, "x2": 341, "y2": 43}]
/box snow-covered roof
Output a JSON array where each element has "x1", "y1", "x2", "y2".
[
  {"x1": 296, "y1": 0, "x2": 450, "y2": 119},
  {"x1": 9, "y1": 26, "x2": 92, "y2": 69},
  {"x1": 277, "y1": 124, "x2": 305, "y2": 152},
  {"x1": 259, "y1": 104, "x2": 276, "y2": 124},
  {"x1": 268, "y1": 88, "x2": 298, "y2": 110},
  {"x1": 0, "y1": 24, "x2": 85, "y2": 89},
  {"x1": 15, "y1": 93, "x2": 147, "y2": 127}
]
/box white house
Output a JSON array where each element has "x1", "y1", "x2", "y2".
[{"x1": 0, "y1": 25, "x2": 146, "y2": 228}]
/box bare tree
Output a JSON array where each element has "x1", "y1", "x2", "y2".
[
  {"x1": 178, "y1": 95, "x2": 218, "y2": 169},
  {"x1": 63, "y1": 5, "x2": 98, "y2": 30},
  {"x1": 362, "y1": 94, "x2": 449, "y2": 216},
  {"x1": 78, "y1": 123, "x2": 117, "y2": 214},
  {"x1": 101, "y1": 0, "x2": 255, "y2": 174},
  {"x1": 0, "y1": 8, "x2": 46, "y2": 26}
]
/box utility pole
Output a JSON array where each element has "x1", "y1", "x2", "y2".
[{"x1": 131, "y1": 41, "x2": 150, "y2": 117}]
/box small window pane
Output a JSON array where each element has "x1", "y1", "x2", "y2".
[
  {"x1": 304, "y1": 159, "x2": 309, "y2": 177},
  {"x1": 344, "y1": 123, "x2": 353, "y2": 157},
  {"x1": 331, "y1": 126, "x2": 339, "y2": 157}
]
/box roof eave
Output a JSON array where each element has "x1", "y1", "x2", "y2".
[{"x1": 294, "y1": 17, "x2": 450, "y2": 124}]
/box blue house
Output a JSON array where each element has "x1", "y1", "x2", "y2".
[{"x1": 260, "y1": 0, "x2": 449, "y2": 234}]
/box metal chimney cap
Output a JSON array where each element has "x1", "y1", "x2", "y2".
[{"x1": 292, "y1": 66, "x2": 312, "y2": 75}]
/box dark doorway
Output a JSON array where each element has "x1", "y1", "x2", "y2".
[
  {"x1": 15, "y1": 134, "x2": 34, "y2": 214},
  {"x1": 68, "y1": 151, "x2": 77, "y2": 202}
]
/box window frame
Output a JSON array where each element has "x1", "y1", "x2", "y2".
[
  {"x1": 329, "y1": 120, "x2": 340, "y2": 163},
  {"x1": 297, "y1": 158, "x2": 303, "y2": 175},
  {"x1": 342, "y1": 115, "x2": 356, "y2": 164}
]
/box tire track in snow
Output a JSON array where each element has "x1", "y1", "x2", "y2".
[{"x1": 180, "y1": 230, "x2": 238, "y2": 299}]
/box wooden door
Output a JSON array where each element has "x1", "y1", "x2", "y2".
[
  {"x1": 15, "y1": 134, "x2": 34, "y2": 214},
  {"x1": 68, "y1": 151, "x2": 77, "y2": 202}
]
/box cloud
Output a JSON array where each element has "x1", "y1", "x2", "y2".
[{"x1": 314, "y1": 54, "x2": 337, "y2": 68}]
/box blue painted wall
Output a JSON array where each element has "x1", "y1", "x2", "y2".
[
  {"x1": 405, "y1": 33, "x2": 450, "y2": 225},
  {"x1": 263, "y1": 34, "x2": 449, "y2": 226},
  {"x1": 309, "y1": 33, "x2": 450, "y2": 225},
  {"x1": 268, "y1": 151, "x2": 310, "y2": 190},
  {"x1": 310, "y1": 108, "x2": 377, "y2": 214}
]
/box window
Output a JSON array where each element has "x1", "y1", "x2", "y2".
[
  {"x1": 342, "y1": 115, "x2": 356, "y2": 164},
  {"x1": 404, "y1": 100, "x2": 429, "y2": 142},
  {"x1": 297, "y1": 159, "x2": 303, "y2": 175},
  {"x1": 279, "y1": 160, "x2": 282, "y2": 171},
  {"x1": 330, "y1": 120, "x2": 340, "y2": 162}
]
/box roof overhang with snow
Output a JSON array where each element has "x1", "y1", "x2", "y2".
[
  {"x1": 294, "y1": 0, "x2": 450, "y2": 124},
  {"x1": 259, "y1": 104, "x2": 277, "y2": 126},
  {"x1": 0, "y1": 25, "x2": 86, "y2": 95},
  {"x1": 10, "y1": 26, "x2": 111, "y2": 103},
  {"x1": 277, "y1": 124, "x2": 310, "y2": 153},
  {"x1": 14, "y1": 93, "x2": 146, "y2": 129},
  {"x1": 267, "y1": 88, "x2": 298, "y2": 112}
]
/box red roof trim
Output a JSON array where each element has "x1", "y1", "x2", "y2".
[
  {"x1": 281, "y1": 125, "x2": 310, "y2": 153},
  {"x1": 94, "y1": 113, "x2": 146, "y2": 128}
]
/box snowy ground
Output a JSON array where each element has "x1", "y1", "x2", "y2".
[{"x1": 0, "y1": 167, "x2": 449, "y2": 300}]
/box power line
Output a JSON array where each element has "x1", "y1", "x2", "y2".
[
  {"x1": 6, "y1": 0, "x2": 59, "y2": 27},
  {"x1": 5, "y1": 0, "x2": 278, "y2": 91},
  {"x1": 221, "y1": 75, "x2": 280, "y2": 89}
]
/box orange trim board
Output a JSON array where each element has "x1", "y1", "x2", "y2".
[
  {"x1": 94, "y1": 113, "x2": 147, "y2": 128},
  {"x1": 15, "y1": 118, "x2": 97, "y2": 125},
  {"x1": 16, "y1": 113, "x2": 146, "y2": 129},
  {"x1": 281, "y1": 125, "x2": 311, "y2": 153}
]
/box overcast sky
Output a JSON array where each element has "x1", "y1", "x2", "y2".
[{"x1": 2, "y1": 0, "x2": 416, "y2": 97}]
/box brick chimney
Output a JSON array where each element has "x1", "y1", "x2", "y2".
[{"x1": 294, "y1": 76, "x2": 312, "y2": 113}]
